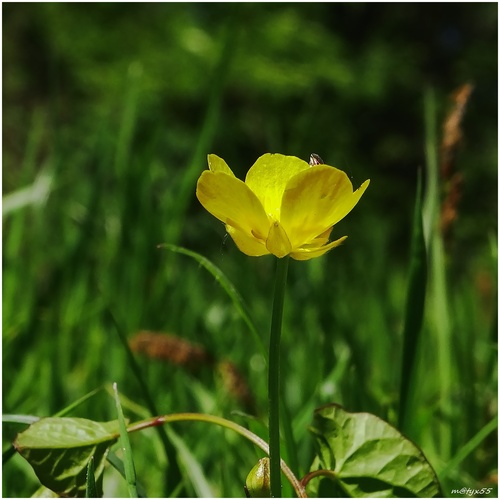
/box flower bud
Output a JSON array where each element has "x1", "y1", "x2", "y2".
[{"x1": 244, "y1": 457, "x2": 271, "y2": 497}]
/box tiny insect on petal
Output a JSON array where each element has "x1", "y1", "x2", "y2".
[{"x1": 309, "y1": 153, "x2": 324, "y2": 166}]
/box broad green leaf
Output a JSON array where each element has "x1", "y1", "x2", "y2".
[
  {"x1": 3, "y1": 388, "x2": 104, "y2": 468},
  {"x1": 309, "y1": 404, "x2": 442, "y2": 498},
  {"x1": 14, "y1": 417, "x2": 120, "y2": 497}
]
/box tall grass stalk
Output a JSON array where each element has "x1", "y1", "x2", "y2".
[{"x1": 422, "y1": 88, "x2": 453, "y2": 460}]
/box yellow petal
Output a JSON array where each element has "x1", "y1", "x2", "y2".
[
  {"x1": 226, "y1": 225, "x2": 270, "y2": 256},
  {"x1": 196, "y1": 171, "x2": 270, "y2": 239},
  {"x1": 290, "y1": 236, "x2": 348, "y2": 261},
  {"x1": 245, "y1": 153, "x2": 310, "y2": 219},
  {"x1": 266, "y1": 220, "x2": 292, "y2": 258},
  {"x1": 208, "y1": 154, "x2": 234, "y2": 175},
  {"x1": 309, "y1": 227, "x2": 333, "y2": 247},
  {"x1": 281, "y1": 165, "x2": 369, "y2": 247}
]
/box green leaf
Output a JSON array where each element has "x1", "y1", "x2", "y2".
[
  {"x1": 14, "y1": 417, "x2": 120, "y2": 497},
  {"x1": 309, "y1": 404, "x2": 442, "y2": 498},
  {"x1": 3, "y1": 388, "x2": 104, "y2": 468}
]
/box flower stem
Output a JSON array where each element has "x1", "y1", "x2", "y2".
[
  {"x1": 268, "y1": 255, "x2": 290, "y2": 498},
  {"x1": 127, "y1": 411, "x2": 307, "y2": 497}
]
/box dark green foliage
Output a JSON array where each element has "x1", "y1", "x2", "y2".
[{"x1": 309, "y1": 404, "x2": 442, "y2": 498}]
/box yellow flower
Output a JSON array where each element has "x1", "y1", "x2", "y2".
[{"x1": 196, "y1": 153, "x2": 370, "y2": 261}]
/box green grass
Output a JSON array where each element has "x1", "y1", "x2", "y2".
[
  {"x1": 3, "y1": 100, "x2": 496, "y2": 496},
  {"x1": 3, "y1": 5, "x2": 497, "y2": 498}
]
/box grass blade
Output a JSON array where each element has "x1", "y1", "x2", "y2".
[
  {"x1": 422, "y1": 87, "x2": 440, "y2": 245},
  {"x1": 104, "y1": 308, "x2": 185, "y2": 495},
  {"x1": 166, "y1": 428, "x2": 215, "y2": 498},
  {"x1": 159, "y1": 244, "x2": 267, "y2": 360},
  {"x1": 85, "y1": 456, "x2": 97, "y2": 498},
  {"x1": 113, "y1": 382, "x2": 138, "y2": 498},
  {"x1": 398, "y1": 171, "x2": 427, "y2": 434},
  {"x1": 53, "y1": 387, "x2": 105, "y2": 417},
  {"x1": 107, "y1": 451, "x2": 148, "y2": 497},
  {"x1": 422, "y1": 87, "x2": 453, "y2": 459},
  {"x1": 438, "y1": 415, "x2": 498, "y2": 479}
]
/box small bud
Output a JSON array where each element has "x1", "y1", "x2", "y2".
[{"x1": 244, "y1": 457, "x2": 271, "y2": 497}]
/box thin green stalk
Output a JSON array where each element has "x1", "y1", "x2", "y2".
[{"x1": 268, "y1": 256, "x2": 290, "y2": 498}]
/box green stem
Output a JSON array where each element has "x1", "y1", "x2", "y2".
[
  {"x1": 268, "y1": 256, "x2": 290, "y2": 498},
  {"x1": 127, "y1": 412, "x2": 307, "y2": 497},
  {"x1": 300, "y1": 469, "x2": 337, "y2": 488}
]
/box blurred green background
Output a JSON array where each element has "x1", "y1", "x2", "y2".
[{"x1": 3, "y1": 3, "x2": 497, "y2": 498}]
